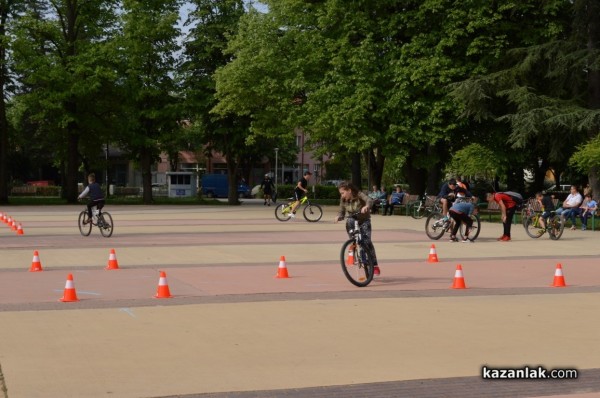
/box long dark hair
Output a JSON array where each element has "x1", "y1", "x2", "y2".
[{"x1": 338, "y1": 181, "x2": 359, "y2": 198}]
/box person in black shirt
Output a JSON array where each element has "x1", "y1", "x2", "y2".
[
  {"x1": 77, "y1": 173, "x2": 106, "y2": 224},
  {"x1": 290, "y1": 171, "x2": 312, "y2": 217},
  {"x1": 535, "y1": 191, "x2": 555, "y2": 235}
]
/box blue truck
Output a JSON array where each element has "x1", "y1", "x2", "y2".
[{"x1": 201, "y1": 174, "x2": 251, "y2": 198}]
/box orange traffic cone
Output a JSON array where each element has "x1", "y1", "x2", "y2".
[
  {"x1": 16, "y1": 223, "x2": 24, "y2": 235},
  {"x1": 29, "y1": 250, "x2": 43, "y2": 272},
  {"x1": 427, "y1": 244, "x2": 439, "y2": 263},
  {"x1": 275, "y1": 255, "x2": 290, "y2": 278},
  {"x1": 451, "y1": 264, "x2": 467, "y2": 289},
  {"x1": 6, "y1": 216, "x2": 12, "y2": 227},
  {"x1": 345, "y1": 244, "x2": 356, "y2": 266},
  {"x1": 106, "y1": 249, "x2": 119, "y2": 270},
  {"x1": 155, "y1": 271, "x2": 173, "y2": 298},
  {"x1": 10, "y1": 219, "x2": 17, "y2": 231},
  {"x1": 60, "y1": 274, "x2": 79, "y2": 302},
  {"x1": 552, "y1": 263, "x2": 567, "y2": 287}
]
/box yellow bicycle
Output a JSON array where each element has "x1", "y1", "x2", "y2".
[
  {"x1": 524, "y1": 211, "x2": 564, "y2": 240},
  {"x1": 274, "y1": 196, "x2": 323, "y2": 222}
]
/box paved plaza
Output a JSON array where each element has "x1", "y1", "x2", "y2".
[{"x1": 0, "y1": 202, "x2": 599, "y2": 398}]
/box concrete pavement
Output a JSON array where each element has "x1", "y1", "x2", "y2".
[{"x1": 0, "y1": 204, "x2": 599, "y2": 398}]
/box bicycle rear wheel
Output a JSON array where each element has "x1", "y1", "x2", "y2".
[
  {"x1": 548, "y1": 215, "x2": 564, "y2": 240},
  {"x1": 98, "y1": 212, "x2": 114, "y2": 238},
  {"x1": 340, "y1": 239, "x2": 374, "y2": 287},
  {"x1": 78, "y1": 210, "x2": 92, "y2": 236},
  {"x1": 409, "y1": 202, "x2": 426, "y2": 219},
  {"x1": 303, "y1": 204, "x2": 323, "y2": 222},
  {"x1": 524, "y1": 215, "x2": 544, "y2": 238},
  {"x1": 425, "y1": 212, "x2": 446, "y2": 240},
  {"x1": 459, "y1": 214, "x2": 481, "y2": 241},
  {"x1": 275, "y1": 203, "x2": 292, "y2": 221}
]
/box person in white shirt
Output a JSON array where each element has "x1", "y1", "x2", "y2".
[{"x1": 556, "y1": 185, "x2": 583, "y2": 230}]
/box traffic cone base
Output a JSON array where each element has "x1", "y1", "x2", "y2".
[
  {"x1": 427, "y1": 244, "x2": 439, "y2": 263},
  {"x1": 451, "y1": 264, "x2": 467, "y2": 289},
  {"x1": 29, "y1": 250, "x2": 43, "y2": 272},
  {"x1": 60, "y1": 274, "x2": 79, "y2": 302},
  {"x1": 275, "y1": 255, "x2": 290, "y2": 278},
  {"x1": 16, "y1": 223, "x2": 24, "y2": 235},
  {"x1": 552, "y1": 263, "x2": 567, "y2": 287},
  {"x1": 155, "y1": 271, "x2": 173, "y2": 298},
  {"x1": 106, "y1": 248, "x2": 119, "y2": 270}
]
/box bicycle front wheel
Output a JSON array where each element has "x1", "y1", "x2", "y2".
[
  {"x1": 275, "y1": 203, "x2": 292, "y2": 221},
  {"x1": 425, "y1": 212, "x2": 446, "y2": 240},
  {"x1": 303, "y1": 203, "x2": 323, "y2": 222},
  {"x1": 99, "y1": 212, "x2": 114, "y2": 238},
  {"x1": 340, "y1": 239, "x2": 374, "y2": 287},
  {"x1": 548, "y1": 215, "x2": 564, "y2": 240},
  {"x1": 524, "y1": 215, "x2": 544, "y2": 238},
  {"x1": 460, "y1": 214, "x2": 481, "y2": 241},
  {"x1": 78, "y1": 210, "x2": 92, "y2": 236}
]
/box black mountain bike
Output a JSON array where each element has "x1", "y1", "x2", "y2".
[
  {"x1": 339, "y1": 213, "x2": 375, "y2": 287},
  {"x1": 78, "y1": 205, "x2": 114, "y2": 238}
]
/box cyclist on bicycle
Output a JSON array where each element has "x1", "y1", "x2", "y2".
[
  {"x1": 448, "y1": 187, "x2": 475, "y2": 242},
  {"x1": 334, "y1": 181, "x2": 381, "y2": 276},
  {"x1": 535, "y1": 191, "x2": 555, "y2": 236},
  {"x1": 77, "y1": 173, "x2": 105, "y2": 224},
  {"x1": 290, "y1": 171, "x2": 312, "y2": 218},
  {"x1": 438, "y1": 178, "x2": 471, "y2": 220}
]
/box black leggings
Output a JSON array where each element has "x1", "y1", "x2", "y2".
[
  {"x1": 345, "y1": 218, "x2": 378, "y2": 266},
  {"x1": 449, "y1": 210, "x2": 473, "y2": 237},
  {"x1": 87, "y1": 199, "x2": 105, "y2": 218}
]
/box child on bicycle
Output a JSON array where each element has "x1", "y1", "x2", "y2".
[
  {"x1": 77, "y1": 173, "x2": 106, "y2": 224},
  {"x1": 334, "y1": 181, "x2": 381, "y2": 276},
  {"x1": 290, "y1": 171, "x2": 312, "y2": 217},
  {"x1": 448, "y1": 188, "x2": 475, "y2": 242},
  {"x1": 535, "y1": 191, "x2": 555, "y2": 235}
]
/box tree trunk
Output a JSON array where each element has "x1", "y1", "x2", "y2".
[
  {"x1": 351, "y1": 152, "x2": 361, "y2": 189},
  {"x1": 366, "y1": 148, "x2": 385, "y2": 189},
  {"x1": 227, "y1": 158, "x2": 239, "y2": 205},
  {"x1": 0, "y1": 93, "x2": 7, "y2": 204},
  {"x1": 140, "y1": 146, "x2": 153, "y2": 204},
  {"x1": 65, "y1": 130, "x2": 80, "y2": 202}
]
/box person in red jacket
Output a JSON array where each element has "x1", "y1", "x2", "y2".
[{"x1": 486, "y1": 192, "x2": 517, "y2": 241}]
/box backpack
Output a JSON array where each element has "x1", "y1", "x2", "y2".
[{"x1": 501, "y1": 191, "x2": 524, "y2": 210}]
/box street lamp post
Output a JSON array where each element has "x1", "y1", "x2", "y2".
[{"x1": 274, "y1": 148, "x2": 279, "y2": 188}]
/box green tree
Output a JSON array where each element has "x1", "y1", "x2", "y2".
[
  {"x1": 11, "y1": 0, "x2": 120, "y2": 202},
  {"x1": 182, "y1": 0, "x2": 248, "y2": 204},
  {"x1": 117, "y1": 0, "x2": 182, "y2": 204},
  {"x1": 451, "y1": 1, "x2": 600, "y2": 194}
]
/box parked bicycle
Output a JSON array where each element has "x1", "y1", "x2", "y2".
[
  {"x1": 340, "y1": 212, "x2": 375, "y2": 287},
  {"x1": 523, "y1": 210, "x2": 564, "y2": 240},
  {"x1": 78, "y1": 205, "x2": 114, "y2": 237},
  {"x1": 425, "y1": 206, "x2": 481, "y2": 241},
  {"x1": 275, "y1": 195, "x2": 323, "y2": 222},
  {"x1": 407, "y1": 193, "x2": 440, "y2": 219}
]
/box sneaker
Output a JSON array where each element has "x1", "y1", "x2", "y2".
[
  {"x1": 536, "y1": 229, "x2": 545, "y2": 237},
  {"x1": 373, "y1": 266, "x2": 380, "y2": 276},
  {"x1": 449, "y1": 235, "x2": 458, "y2": 242},
  {"x1": 582, "y1": 225, "x2": 587, "y2": 231},
  {"x1": 497, "y1": 235, "x2": 507, "y2": 241},
  {"x1": 264, "y1": 201, "x2": 267, "y2": 206},
  {"x1": 289, "y1": 212, "x2": 295, "y2": 218},
  {"x1": 461, "y1": 237, "x2": 473, "y2": 243},
  {"x1": 570, "y1": 226, "x2": 576, "y2": 231},
  {"x1": 500, "y1": 235, "x2": 511, "y2": 241}
]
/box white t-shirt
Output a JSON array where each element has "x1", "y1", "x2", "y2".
[{"x1": 564, "y1": 193, "x2": 582, "y2": 207}]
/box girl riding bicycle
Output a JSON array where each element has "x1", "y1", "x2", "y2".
[{"x1": 334, "y1": 181, "x2": 381, "y2": 276}]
